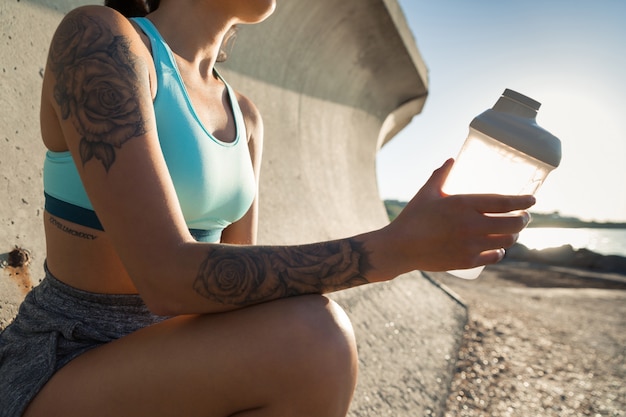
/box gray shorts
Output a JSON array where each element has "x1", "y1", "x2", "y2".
[{"x1": 0, "y1": 266, "x2": 168, "y2": 417}]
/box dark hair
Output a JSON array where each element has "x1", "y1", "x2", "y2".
[{"x1": 104, "y1": 0, "x2": 161, "y2": 17}]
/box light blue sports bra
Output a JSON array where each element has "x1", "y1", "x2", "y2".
[{"x1": 43, "y1": 17, "x2": 256, "y2": 242}]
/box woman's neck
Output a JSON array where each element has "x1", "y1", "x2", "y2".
[{"x1": 146, "y1": 2, "x2": 234, "y2": 81}]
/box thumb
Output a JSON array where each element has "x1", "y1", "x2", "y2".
[{"x1": 423, "y1": 158, "x2": 454, "y2": 195}]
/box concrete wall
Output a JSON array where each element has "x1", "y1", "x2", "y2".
[
  {"x1": 0, "y1": 1, "x2": 467, "y2": 415},
  {"x1": 218, "y1": 0, "x2": 429, "y2": 244},
  {"x1": 0, "y1": 0, "x2": 65, "y2": 325}
]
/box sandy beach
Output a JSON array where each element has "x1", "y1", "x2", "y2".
[{"x1": 428, "y1": 262, "x2": 626, "y2": 417}]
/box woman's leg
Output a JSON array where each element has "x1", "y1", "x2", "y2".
[{"x1": 24, "y1": 295, "x2": 358, "y2": 417}]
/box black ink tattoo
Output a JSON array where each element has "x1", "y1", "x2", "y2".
[
  {"x1": 49, "y1": 12, "x2": 147, "y2": 171},
  {"x1": 49, "y1": 217, "x2": 98, "y2": 240},
  {"x1": 193, "y1": 239, "x2": 371, "y2": 306}
]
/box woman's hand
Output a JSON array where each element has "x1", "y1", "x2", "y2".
[{"x1": 366, "y1": 159, "x2": 535, "y2": 280}]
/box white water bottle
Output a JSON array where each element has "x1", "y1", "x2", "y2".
[{"x1": 443, "y1": 89, "x2": 562, "y2": 279}]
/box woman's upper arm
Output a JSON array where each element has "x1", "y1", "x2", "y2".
[
  {"x1": 45, "y1": 7, "x2": 192, "y2": 280},
  {"x1": 220, "y1": 93, "x2": 264, "y2": 245}
]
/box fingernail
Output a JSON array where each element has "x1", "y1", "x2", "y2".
[{"x1": 524, "y1": 212, "x2": 532, "y2": 226}]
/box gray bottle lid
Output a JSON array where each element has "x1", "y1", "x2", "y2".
[{"x1": 470, "y1": 89, "x2": 562, "y2": 167}]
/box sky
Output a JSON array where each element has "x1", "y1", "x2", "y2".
[{"x1": 376, "y1": 0, "x2": 626, "y2": 222}]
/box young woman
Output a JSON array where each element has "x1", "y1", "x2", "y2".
[{"x1": 0, "y1": 1, "x2": 535, "y2": 416}]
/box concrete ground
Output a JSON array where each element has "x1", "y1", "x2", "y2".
[{"x1": 434, "y1": 263, "x2": 626, "y2": 417}]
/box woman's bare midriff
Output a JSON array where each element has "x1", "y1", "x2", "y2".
[{"x1": 44, "y1": 211, "x2": 140, "y2": 294}]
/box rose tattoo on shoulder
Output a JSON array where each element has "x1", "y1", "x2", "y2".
[{"x1": 50, "y1": 12, "x2": 147, "y2": 171}]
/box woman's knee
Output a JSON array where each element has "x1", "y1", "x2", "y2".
[
  {"x1": 288, "y1": 295, "x2": 355, "y2": 351},
  {"x1": 280, "y1": 295, "x2": 358, "y2": 381},
  {"x1": 270, "y1": 295, "x2": 358, "y2": 413}
]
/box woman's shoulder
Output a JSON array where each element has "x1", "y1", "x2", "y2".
[
  {"x1": 66, "y1": 4, "x2": 148, "y2": 21},
  {"x1": 234, "y1": 91, "x2": 264, "y2": 144},
  {"x1": 60, "y1": 5, "x2": 128, "y2": 26},
  {"x1": 42, "y1": 4, "x2": 156, "y2": 150},
  {"x1": 54, "y1": 5, "x2": 143, "y2": 46},
  {"x1": 46, "y1": 5, "x2": 154, "y2": 93}
]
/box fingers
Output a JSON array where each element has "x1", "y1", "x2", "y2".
[
  {"x1": 422, "y1": 159, "x2": 454, "y2": 196},
  {"x1": 475, "y1": 248, "x2": 507, "y2": 266},
  {"x1": 468, "y1": 194, "x2": 536, "y2": 214},
  {"x1": 386, "y1": 162, "x2": 538, "y2": 273},
  {"x1": 458, "y1": 234, "x2": 518, "y2": 269},
  {"x1": 475, "y1": 232, "x2": 520, "y2": 251},
  {"x1": 480, "y1": 211, "x2": 531, "y2": 235},
  {"x1": 457, "y1": 212, "x2": 527, "y2": 264},
  {"x1": 450, "y1": 214, "x2": 527, "y2": 269}
]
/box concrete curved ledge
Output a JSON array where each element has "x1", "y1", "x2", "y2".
[
  {"x1": 1, "y1": 1, "x2": 466, "y2": 415},
  {"x1": 218, "y1": 0, "x2": 429, "y2": 244}
]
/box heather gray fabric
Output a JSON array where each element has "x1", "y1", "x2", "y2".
[{"x1": 0, "y1": 266, "x2": 168, "y2": 417}]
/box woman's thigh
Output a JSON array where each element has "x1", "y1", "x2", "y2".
[{"x1": 24, "y1": 295, "x2": 358, "y2": 417}]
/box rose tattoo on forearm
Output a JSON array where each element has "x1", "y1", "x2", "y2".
[
  {"x1": 194, "y1": 239, "x2": 371, "y2": 306},
  {"x1": 50, "y1": 12, "x2": 147, "y2": 171}
]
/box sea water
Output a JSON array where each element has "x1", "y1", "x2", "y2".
[{"x1": 517, "y1": 227, "x2": 626, "y2": 258}]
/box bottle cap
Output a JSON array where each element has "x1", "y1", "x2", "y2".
[{"x1": 470, "y1": 89, "x2": 562, "y2": 167}]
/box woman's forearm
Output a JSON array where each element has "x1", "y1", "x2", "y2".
[{"x1": 192, "y1": 238, "x2": 372, "y2": 306}]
